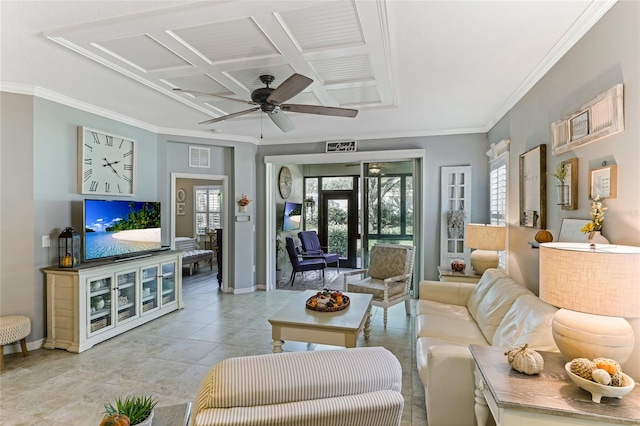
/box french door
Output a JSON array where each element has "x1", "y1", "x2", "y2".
[{"x1": 321, "y1": 191, "x2": 359, "y2": 269}]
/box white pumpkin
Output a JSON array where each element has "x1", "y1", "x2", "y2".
[{"x1": 504, "y1": 344, "x2": 544, "y2": 375}]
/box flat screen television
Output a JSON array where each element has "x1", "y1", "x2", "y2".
[
  {"x1": 283, "y1": 201, "x2": 303, "y2": 231},
  {"x1": 84, "y1": 199, "x2": 163, "y2": 262}
]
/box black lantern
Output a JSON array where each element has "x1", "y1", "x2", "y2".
[{"x1": 58, "y1": 227, "x2": 81, "y2": 268}]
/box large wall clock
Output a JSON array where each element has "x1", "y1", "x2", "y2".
[
  {"x1": 78, "y1": 126, "x2": 135, "y2": 196},
  {"x1": 278, "y1": 166, "x2": 292, "y2": 199}
]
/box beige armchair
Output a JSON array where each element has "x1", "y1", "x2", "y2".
[{"x1": 343, "y1": 244, "x2": 415, "y2": 326}]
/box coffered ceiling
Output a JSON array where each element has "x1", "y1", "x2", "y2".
[{"x1": 0, "y1": 0, "x2": 617, "y2": 144}]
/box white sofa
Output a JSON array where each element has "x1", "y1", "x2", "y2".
[
  {"x1": 192, "y1": 347, "x2": 404, "y2": 426},
  {"x1": 415, "y1": 269, "x2": 559, "y2": 426}
]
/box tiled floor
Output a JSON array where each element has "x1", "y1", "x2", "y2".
[{"x1": 0, "y1": 269, "x2": 426, "y2": 425}]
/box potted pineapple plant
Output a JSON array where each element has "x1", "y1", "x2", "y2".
[{"x1": 101, "y1": 395, "x2": 158, "y2": 426}]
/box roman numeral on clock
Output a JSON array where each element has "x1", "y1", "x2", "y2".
[
  {"x1": 91, "y1": 132, "x2": 100, "y2": 144},
  {"x1": 117, "y1": 184, "x2": 122, "y2": 193},
  {"x1": 123, "y1": 175, "x2": 132, "y2": 184},
  {"x1": 84, "y1": 158, "x2": 92, "y2": 165},
  {"x1": 123, "y1": 150, "x2": 133, "y2": 158},
  {"x1": 105, "y1": 182, "x2": 110, "y2": 193},
  {"x1": 105, "y1": 136, "x2": 113, "y2": 147},
  {"x1": 89, "y1": 181, "x2": 98, "y2": 191},
  {"x1": 83, "y1": 169, "x2": 92, "y2": 181},
  {"x1": 124, "y1": 164, "x2": 132, "y2": 171}
]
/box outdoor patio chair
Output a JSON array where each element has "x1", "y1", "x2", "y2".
[
  {"x1": 298, "y1": 230, "x2": 340, "y2": 272},
  {"x1": 285, "y1": 237, "x2": 326, "y2": 286}
]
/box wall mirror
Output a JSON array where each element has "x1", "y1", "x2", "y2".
[{"x1": 519, "y1": 144, "x2": 546, "y2": 228}]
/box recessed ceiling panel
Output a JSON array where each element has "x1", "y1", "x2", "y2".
[
  {"x1": 95, "y1": 34, "x2": 191, "y2": 72},
  {"x1": 329, "y1": 86, "x2": 380, "y2": 106},
  {"x1": 167, "y1": 74, "x2": 234, "y2": 97},
  {"x1": 279, "y1": 1, "x2": 364, "y2": 51},
  {"x1": 288, "y1": 91, "x2": 321, "y2": 106},
  {"x1": 172, "y1": 18, "x2": 279, "y2": 63},
  {"x1": 310, "y1": 55, "x2": 373, "y2": 85}
]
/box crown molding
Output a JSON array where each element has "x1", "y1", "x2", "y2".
[{"x1": 0, "y1": 82, "x2": 258, "y2": 144}]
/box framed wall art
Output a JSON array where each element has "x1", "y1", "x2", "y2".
[
  {"x1": 551, "y1": 84, "x2": 624, "y2": 155},
  {"x1": 589, "y1": 164, "x2": 617, "y2": 199},
  {"x1": 519, "y1": 144, "x2": 546, "y2": 229}
]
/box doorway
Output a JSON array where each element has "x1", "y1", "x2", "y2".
[
  {"x1": 265, "y1": 149, "x2": 424, "y2": 292},
  {"x1": 171, "y1": 172, "x2": 229, "y2": 292}
]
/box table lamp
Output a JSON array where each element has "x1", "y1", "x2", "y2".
[
  {"x1": 539, "y1": 242, "x2": 640, "y2": 364},
  {"x1": 465, "y1": 224, "x2": 506, "y2": 274}
]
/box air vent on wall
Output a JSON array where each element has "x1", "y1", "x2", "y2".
[{"x1": 189, "y1": 146, "x2": 210, "y2": 168}]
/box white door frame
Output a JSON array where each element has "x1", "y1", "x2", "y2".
[
  {"x1": 171, "y1": 172, "x2": 229, "y2": 292},
  {"x1": 264, "y1": 149, "x2": 425, "y2": 291}
]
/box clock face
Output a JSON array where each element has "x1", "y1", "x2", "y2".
[
  {"x1": 78, "y1": 127, "x2": 135, "y2": 196},
  {"x1": 278, "y1": 166, "x2": 292, "y2": 199}
]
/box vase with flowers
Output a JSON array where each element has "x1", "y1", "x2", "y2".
[
  {"x1": 237, "y1": 193, "x2": 251, "y2": 212},
  {"x1": 550, "y1": 163, "x2": 569, "y2": 206},
  {"x1": 580, "y1": 195, "x2": 609, "y2": 243}
]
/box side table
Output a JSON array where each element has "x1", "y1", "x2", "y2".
[
  {"x1": 437, "y1": 266, "x2": 482, "y2": 283},
  {"x1": 470, "y1": 344, "x2": 640, "y2": 426}
]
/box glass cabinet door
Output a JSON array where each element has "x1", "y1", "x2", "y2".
[
  {"x1": 88, "y1": 275, "x2": 113, "y2": 335},
  {"x1": 160, "y1": 261, "x2": 176, "y2": 306},
  {"x1": 115, "y1": 270, "x2": 137, "y2": 323},
  {"x1": 141, "y1": 265, "x2": 159, "y2": 314}
]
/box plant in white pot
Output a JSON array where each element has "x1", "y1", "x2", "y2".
[{"x1": 102, "y1": 395, "x2": 158, "y2": 426}]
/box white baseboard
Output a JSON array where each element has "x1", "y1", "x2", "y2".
[
  {"x1": 233, "y1": 286, "x2": 256, "y2": 294},
  {"x1": 2, "y1": 338, "x2": 44, "y2": 355}
]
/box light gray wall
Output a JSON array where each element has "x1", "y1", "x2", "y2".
[
  {"x1": 488, "y1": 0, "x2": 639, "y2": 380},
  {"x1": 256, "y1": 133, "x2": 490, "y2": 287},
  {"x1": 488, "y1": 0, "x2": 640, "y2": 289}
]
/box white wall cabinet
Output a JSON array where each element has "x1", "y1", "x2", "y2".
[{"x1": 44, "y1": 251, "x2": 183, "y2": 353}]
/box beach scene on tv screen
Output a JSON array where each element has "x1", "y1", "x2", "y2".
[{"x1": 85, "y1": 201, "x2": 161, "y2": 260}]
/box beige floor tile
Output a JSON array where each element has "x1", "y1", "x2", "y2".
[{"x1": 0, "y1": 269, "x2": 427, "y2": 425}]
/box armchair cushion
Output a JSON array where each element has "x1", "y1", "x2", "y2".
[
  {"x1": 367, "y1": 245, "x2": 409, "y2": 280},
  {"x1": 347, "y1": 279, "x2": 406, "y2": 301}
]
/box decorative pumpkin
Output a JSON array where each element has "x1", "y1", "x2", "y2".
[
  {"x1": 504, "y1": 343, "x2": 544, "y2": 375},
  {"x1": 61, "y1": 254, "x2": 73, "y2": 268},
  {"x1": 100, "y1": 414, "x2": 130, "y2": 426},
  {"x1": 534, "y1": 229, "x2": 553, "y2": 243}
]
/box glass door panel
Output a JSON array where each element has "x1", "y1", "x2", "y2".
[
  {"x1": 115, "y1": 270, "x2": 137, "y2": 323},
  {"x1": 141, "y1": 265, "x2": 159, "y2": 314},
  {"x1": 322, "y1": 193, "x2": 358, "y2": 269},
  {"x1": 161, "y1": 261, "x2": 176, "y2": 305},
  {"x1": 88, "y1": 275, "x2": 113, "y2": 335}
]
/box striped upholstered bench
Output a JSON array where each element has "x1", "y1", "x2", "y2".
[{"x1": 191, "y1": 347, "x2": 403, "y2": 426}]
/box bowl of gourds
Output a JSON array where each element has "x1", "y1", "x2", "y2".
[{"x1": 565, "y1": 357, "x2": 635, "y2": 403}]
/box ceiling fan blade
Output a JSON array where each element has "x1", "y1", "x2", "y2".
[
  {"x1": 281, "y1": 104, "x2": 358, "y2": 118},
  {"x1": 198, "y1": 107, "x2": 260, "y2": 125},
  {"x1": 267, "y1": 110, "x2": 295, "y2": 133},
  {"x1": 266, "y1": 73, "x2": 313, "y2": 105},
  {"x1": 173, "y1": 88, "x2": 256, "y2": 105}
]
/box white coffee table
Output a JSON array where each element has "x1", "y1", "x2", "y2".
[{"x1": 268, "y1": 290, "x2": 373, "y2": 353}]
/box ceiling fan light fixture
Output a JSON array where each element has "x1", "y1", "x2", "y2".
[{"x1": 369, "y1": 164, "x2": 381, "y2": 174}]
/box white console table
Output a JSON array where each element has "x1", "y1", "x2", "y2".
[{"x1": 44, "y1": 251, "x2": 183, "y2": 353}]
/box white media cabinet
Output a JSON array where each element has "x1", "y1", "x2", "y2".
[{"x1": 44, "y1": 251, "x2": 183, "y2": 353}]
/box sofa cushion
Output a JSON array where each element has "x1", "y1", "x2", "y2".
[
  {"x1": 466, "y1": 269, "x2": 508, "y2": 320},
  {"x1": 492, "y1": 294, "x2": 558, "y2": 351},
  {"x1": 416, "y1": 299, "x2": 471, "y2": 320},
  {"x1": 415, "y1": 314, "x2": 488, "y2": 345},
  {"x1": 367, "y1": 245, "x2": 409, "y2": 280},
  {"x1": 348, "y1": 279, "x2": 406, "y2": 301},
  {"x1": 475, "y1": 279, "x2": 533, "y2": 343},
  {"x1": 194, "y1": 347, "x2": 401, "y2": 410}
]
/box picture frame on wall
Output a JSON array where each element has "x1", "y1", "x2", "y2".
[
  {"x1": 589, "y1": 164, "x2": 617, "y2": 199},
  {"x1": 561, "y1": 158, "x2": 578, "y2": 210},
  {"x1": 570, "y1": 110, "x2": 589, "y2": 141},
  {"x1": 519, "y1": 144, "x2": 547, "y2": 229}
]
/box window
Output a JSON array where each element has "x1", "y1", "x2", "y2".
[
  {"x1": 194, "y1": 186, "x2": 222, "y2": 235},
  {"x1": 488, "y1": 140, "x2": 510, "y2": 269}
]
